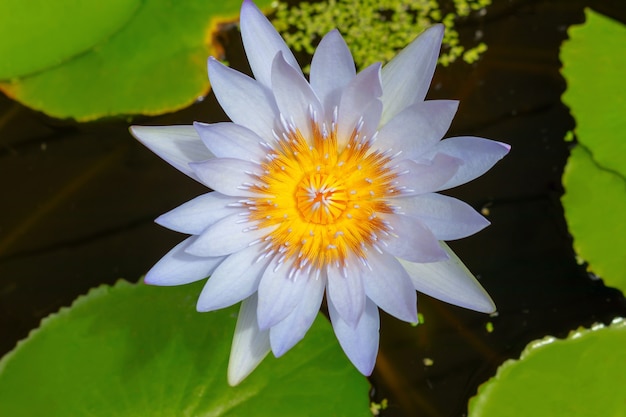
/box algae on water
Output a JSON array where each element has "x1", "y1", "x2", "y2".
[{"x1": 273, "y1": 0, "x2": 490, "y2": 71}]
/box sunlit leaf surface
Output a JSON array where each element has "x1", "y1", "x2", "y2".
[
  {"x1": 468, "y1": 318, "x2": 626, "y2": 417},
  {"x1": 0, "y1": 0, "x2": 274, "y2": 121},
  {"x1": 0, "y1": 0, "x2": 141, "y2": 79},
  {"x1": 561, "y1": 9, "x2": 626, "y2": 293},
  {"x1": 0, "y1": 280, "x2": 371, "y2": 416}
]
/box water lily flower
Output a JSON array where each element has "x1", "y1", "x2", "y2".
[{"x1": 131, "y1": 0, "x2": 509, "y2": 386}]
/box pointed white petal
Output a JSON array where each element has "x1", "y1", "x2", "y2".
[
  {"x1": 326, "y1": 261, "x2": 365, "y2": 328},
  {"x1": 427, "y1": 136, "x2": 510, "y2": 190},
  {"x1": 228, "y1": 294, "x2": 271, "y2": 386},
  {"x1": 393, "y1": 153, "x2": 461, "y2": 196},
  {"x1": 310, "y1": 30, "x2": 356, "y2": 122},
  {"x1": 345, "y1": 98, "x2": 383, "y2": 148},
  {"x1": 271, "y1": 52, "x2": 323, "y2": 141},
  {"x1": 130, "y1": 125, "x2": 211, "y2": 182},
  {"x1": 189, "y1": 157, "x2": 263, "y2": 198},
  {"x1": 185, "y1": 213, "x2": 274, "y2": 257},
  {"x1": 376, "y1": 100, "x2": 458, "y2": 158},
  {"x1": 155, "y1": 192, "x2": 241, "y2": 235},
  {"x1": 256, "y1": 257, "x2": 310, "y2": 330},
  {"x1": 196, "y1": 244, "x2": 270, "y2": 312},
  {"x1": 328, "y1": 296, "x2": 380, "y2": 375},
  {"x1": 144, "y1": 236, "x2": 224, "y2": 286},
  {"x1": 380, "y1": 24, "x2": 444, "y2": 125},
  {"x1": 361, "y1": 249, "x2": 418, "y2": 322},
  {"x1": 269, "y1": 274, "x2": 325, "y2": 357},
  {"x1": 398, "y1": 242, "x2": 495, "y2": 313},
  {"x1": 208, "y1": 58, "x2": 278, "y2": 140},
  {"x1": 337, "y1": 63, "x2": 383, "y2": 148},
  {"x1": 383, "y1": 213, "x2": 448, "y2": 263},
  {"x1": 240, "y1": 0, "x2": 300, "y2": 88},
  {"x1": 393, "y1": 193, "x2": 490, "y2": 240},
  {"x1": 194, "y1": 122, "x2": 267, "y2": 162}
]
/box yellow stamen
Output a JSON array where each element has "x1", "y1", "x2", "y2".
[{"x1": 249, "y1": 118, "x2": 398, "y2": 272}]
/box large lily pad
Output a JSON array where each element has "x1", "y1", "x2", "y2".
[
  {"x1": 560, "y1": 9, "x2": 626, "y2": 292},
  {"x1": 468, "y1": 318, "x2": 626, "y2": 417},
  {"x1": 0, "y1": 280, "x2": 370, "y2": 416},
  {"x1": 0, "y1": 0, "x2": 141, "y2": 79},
  {"x1": 0, "y1": 0, "x2": 274, "y2": 121}
]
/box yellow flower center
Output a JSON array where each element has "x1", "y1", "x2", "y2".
[
  {"x1": 295, "y1": 173, "x2": 348, "y2": 224},
  {"x1": 248, "y1": 120, "x2": 399, "y2": 272}
]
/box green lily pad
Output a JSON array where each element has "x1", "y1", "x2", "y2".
[
  {"x1": 0, "y1": 280, "x2": 370, "y2": 416},
  {"x1": 0, "y1": 0, "x2": 274, "y2": 121},
  {"x1": 561, "y1": 9, "x2": 626, "y2": 292},
  {"x1": 0, "y1": 0, "x2": 141, "y2": 80},
  {"x1": 468, "y1": 318, "x2": 626, "y2": 417}
]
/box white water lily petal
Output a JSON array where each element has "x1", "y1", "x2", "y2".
[
  {"x1": 361, "y1": 249, "x2": 418, "y2": 323},
  {"x1": 194, "y1": 122, "x2": 266, "y2": 162},
  {"x1": 380, "y1": 24, "x2": 444, "y2": 125},
  {"x1": 326, "y1": 261, "x2": 365, "y2": 328},
  {"x1": 269, "y1": 274, "x2": 325, "y2": 357},
  {"x1": 196, "y1": 244, "x2": 270, "y2": 312},
  {"x1": 337, "y1": 63, "x2": 383, "y2": 147},
  {"x1": 156, "y1": 192, "x2": 241, "y2": 235},
  {"x1": 185, "y1": 213, "x2": 273, "y2": 257},
  {"x1": 399, "y1": 242, "x2": 495, "y2": 313},
  {"x1": 328, "y1": 296, "x2": 379, "y2": 375},
  {"x1": 427, "y1": 136, "x2": 511, "y2": 190},
  {"x1": 393, "y1": 153, "x2": 461, "y2": 196},
  {"x1": 133, "y1": 3, "x2": 509, "y2": 384},
  {"x1": 130, "y1": 125, "x2": 211, "y2": 182},
  {"x1": 345, "y1": 98, "x2": 383, "y2": 148},
  {"x1": 383, "y1": 213, "x2": 448, "y2": 263},
  {"x1": 394, "y1": 193, "x2": 490, "y2": 240},
  {"x1": 144, "y1": 236, "x2": 224, "y2": 286},
  {"x1": 240, "y1": 0, "x2": 301, "y2": 88},
  {"x1": 271, "y1": 52, "x2": 323, "y2": 141},
  {"x1": 310, "y1": 29, "x2": 356, "y2": 123},
  {"x1": 208, "y1": 57, "x2": 278, "y2": 140},
  {"x1": 376, "y1": 100, "x2": 458, "y2": 159},
  {"x1": 256, "y1": 257, "x2": 311, "y2": 330},
  {"x1": 228, "y1": 294, "x2": 271, "y2": 386},
  {"x1": 189, "y1": 157, "x2": 263, "y2": 198}
]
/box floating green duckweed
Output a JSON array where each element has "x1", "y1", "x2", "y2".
[
  {"x1": 273, "y1": 0, "x2": 490, "y2": 71},
  {"x1": 485, "y1": 321, "x2": 494, "y2": 333}
]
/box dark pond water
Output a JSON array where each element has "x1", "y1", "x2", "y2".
[{"x1": 2, "y1": 1, "x2": 626, "y2": 416}]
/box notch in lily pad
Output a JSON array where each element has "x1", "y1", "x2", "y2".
[
  {"x1": 0, "y1": 0, "x2": 275, "y2": 121},
  {"x1": 560, "y1": 9, "x2": 626, "y2": 294}
]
